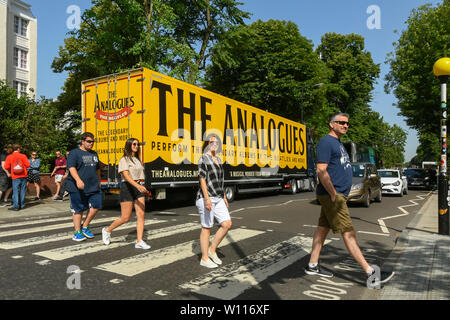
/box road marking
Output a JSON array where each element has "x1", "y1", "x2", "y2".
[
  {"x1": 179, "y1": 236, "x2": 332, "y2": 300},
  {"x1": 0, "y1": 217, "x2": 119, "y2": 239},
  {"x1": 357, "y1": 231, "x2": 390, "y2": 237},
  {"x1": 33, "y1": 222, "x2": 198, "y2": 261},
  {"x1": 303, "y1": 224, "x2": 317, "y2": 228},
  {"x1": 94, "y1": 228, "x2": 264, "y2": 277},
  {"x1": 157, "y1": 211, "x2": 176, "y2": 215},
  {"x1": 259, "y1": 220, "x2": 282, "y2": 224},
  {"x1": 0, "y1": 216, "x2": 74, "y2": 229},
  {"x1": 155, "y1": 290, "x2": 170, "y2": 296},
  {"x1": 0, "y1": 219, "x2": 166, "y2": 250}
]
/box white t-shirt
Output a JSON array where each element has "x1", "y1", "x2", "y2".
[{"x1": 118, "y1": 156, "x2": 145, "y2": 181}]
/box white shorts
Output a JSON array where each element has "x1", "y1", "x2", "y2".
[
  {"x1": 55, "y1": 174, "x2": 64, "y2": 183},
  {"x1": 196, "y1": 197, "x2": 231, "y2": 228}
]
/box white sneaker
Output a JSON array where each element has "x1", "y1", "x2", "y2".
[
  {"x1": 135, "y1": 240, "x2": 151, "y2": 250},
  {"x1": 200, "y1": 258, "x2": 218, "y2": 268},
  {"x1": 208, "y1": 249, "x2": 222, "y2": 265},
  {"x1": 102, "y1": 227, "x2": 111, "y2": 245}
]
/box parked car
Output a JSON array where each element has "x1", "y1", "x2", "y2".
[
  {"x1": 404, "y1": 168, "x2": 437, "y2": 190},
  {"x1": 378, "y1": 169, "x2": 408, "y2": 196},
  {"x1": 348, "y1": 163, "x2": 382, "y2": 207}
]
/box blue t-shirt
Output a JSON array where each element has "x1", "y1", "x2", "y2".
[
  {"x1": 65, "y1": 148, "x2": 100, "y2": 194},
  {"x1": 316, "y1": 135, "x2": 352, "y2": 196}
]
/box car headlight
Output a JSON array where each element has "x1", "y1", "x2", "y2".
[
  {"x1": 351, "y1": 183, "x2": 363, "y2": 191},
  {"x1": 425, "y1": 177, "x2": 430, "y2": 180},
  {"x1": 393, "y1": 180, "x2": 401, "y2": 186}
]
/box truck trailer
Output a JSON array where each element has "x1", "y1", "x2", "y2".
[{"x1": 81, "y1": 68, "x2": 316, "y2": 202}]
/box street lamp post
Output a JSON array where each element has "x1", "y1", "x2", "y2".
[
  {"x1": 300, "y1": 82, "x2": 324, "y2": 124},
  {"x1": 433, "y1": 57, "x2": 450, "y2": 236}
]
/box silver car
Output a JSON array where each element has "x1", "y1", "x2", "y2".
[{"x1": 378, "y1": 169, "x2": 408, "y2": 197}]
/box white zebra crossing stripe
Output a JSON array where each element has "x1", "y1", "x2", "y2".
[
  {"x1": 179, "y1": 236, "x2": 332, "y2": 300},
  {"x1": 0, "y1": 217, "x2": 119, "y2": 239},
  {"x1": 94, "y1": 228, "x2": 265, "y2": 277},
  {"x1": 0, "y1": 216, "x2": 74, "y2": 229},
  {"x1": 33, "y1": 222, "x2": 199, "y2": 261},
  {"x1": 0, "y1": 219, "x2": 166, "y2": 249}
]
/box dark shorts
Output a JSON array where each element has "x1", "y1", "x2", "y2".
[
  {"x1": 0, "y1": 174, "x2": 12, "y2": 192},
  {"x1": 69, "y1": 191, "x2": 102, "y2": 213},
  {"x1": 317, "y1": 193, "x2": 354, "y2": 234},
  {"x1": 120, "y1": 182, "x2": 145, "y2": 203},
  {"x1": 27, "y1": 171, "x2": 41, "y2": 183}
]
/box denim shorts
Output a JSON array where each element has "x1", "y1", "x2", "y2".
[{"x1": 69, "y1": 191, "x2": 102, "y2": 213}]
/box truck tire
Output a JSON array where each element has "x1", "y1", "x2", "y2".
[
  {"x1": 289, "y1": 179, "x2": 298, "y2": 194},
  {"x1": 308, "y1": 178, "x2": 316, "y2": 192},
  {"x1": 225, "y1": 186, "x2": 236, "y2": 203}
]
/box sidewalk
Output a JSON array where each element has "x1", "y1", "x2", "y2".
[
  {"x1": 0, "y1": 196, "x2": 71, "y2": 220},
  {"x1": 376, "y1": 192, "x2": 450, "y2": 300}
]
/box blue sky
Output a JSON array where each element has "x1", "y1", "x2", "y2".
[{"x1": 26, "y1": 0, "x2": 444, "y2": 162}]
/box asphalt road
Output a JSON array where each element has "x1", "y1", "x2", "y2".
[{"x1": 0, "y1": 189, "x2": 431, "y2": 302}]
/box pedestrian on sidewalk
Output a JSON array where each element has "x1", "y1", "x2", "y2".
[
  {"x1": 65, "y1": 132, "x2": 102, "y2": 242},
  {"x1": 53, "y1": 151, "x2": 70, "y2": 202},
  {"x1": 0, "y1": 145, "x2": 13, "y2": 206},
  {"x1": 102, "y1": 138, "x2": 150, "y2": 249},
  {"x1": 27, "y1": 151, "x2": 41, "y2": 200},
  {"x1": 3, "y1": 144, "x2": 30, "y2": 211},
  {"x1": 51, "y1": 150, "x2": 67, "y2": 200},
  {"x1": 196, "y1": 134, "x2": 231, "y2": 268},
  {"x1": 305, "y1": 112, "x2": 394, "y2": 287}
]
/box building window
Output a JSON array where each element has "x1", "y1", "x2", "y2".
[
  {"x1": 13, "y1": 47, "x2": 28, "y2": 69},
  {"x1": 14, "y1": 16, "x2": 29, "y2": 37},
  {"x1": 13, "y1": 81, "x2": 28, "y2": 97}
]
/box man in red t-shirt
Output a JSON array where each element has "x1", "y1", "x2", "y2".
[
  {"x1": 3, "y1": 144, "x2": 30, "y2": 211},
  {"x1": 51, "y1": 150, "x2": 67, "y2": 200}
]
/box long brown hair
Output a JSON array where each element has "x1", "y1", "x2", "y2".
[{"x1": 123, "y1": 138, "x2": 140, "y2": 163}]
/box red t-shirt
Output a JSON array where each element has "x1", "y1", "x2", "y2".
[
  {"x1": 55, "y1": 157, "x2": 67, "y2": 175},
  {"x1": 4, "y1": 152, "x2": 30, "y2": 179}
]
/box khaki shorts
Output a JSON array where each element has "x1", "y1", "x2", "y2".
[{"x1": 317, "y1": 193, "x2": 354, "y2": 234}]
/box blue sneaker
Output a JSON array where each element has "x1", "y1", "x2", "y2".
[
  {"x1": 81, "y1": 226, "x2": 94, "y2": 239},
  {"x1": 72, "y1": 230, "x2": 87, "y2": 242}
]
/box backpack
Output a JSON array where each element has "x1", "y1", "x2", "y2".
[{"x1": 13, "y1": 158, "x2": 25, "y2": 175}]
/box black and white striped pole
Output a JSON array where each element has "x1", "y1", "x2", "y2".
[{"x1": 433, "y1": 57, "x2": 450, "y2": 235}]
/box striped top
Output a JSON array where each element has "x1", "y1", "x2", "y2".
[{"x1": 196, "y1": 154, "x2": 225, "y2": 200}]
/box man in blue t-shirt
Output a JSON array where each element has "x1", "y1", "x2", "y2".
[
  {"x1": 66, "y1": 132, "x2": 102, "y2": 242},
  {"x1": 304, "y1": 112, "x2": 394, "y2": 287}
]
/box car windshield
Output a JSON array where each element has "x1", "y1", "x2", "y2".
[
  {"x1": 405, "y1": 169, "x2": 426, "y2": 177},
  {"x1": 352, "y1": 164, "x2": 365, "y2": 177},
  {"x1": 378, "y1": 171, "x2": 399, "y2": 178}
]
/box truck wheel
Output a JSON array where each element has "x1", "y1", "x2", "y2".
[
  {"x1": 289, "y1": 179, "x2": 298, "y2": 194},
  {"x1": 309, "y1": 178, "x2": 316, "y2": 192},
  {"x1": 225, "y1": 186, "x2": 236, "y2": 203}
]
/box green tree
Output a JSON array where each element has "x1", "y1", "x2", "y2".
[
  {"x1": 52, "y1": 0, "x2": 249, "y2": 120},
  {"x1": 385, "y1": 0, "x2": 449, "y2": 161},
  {"x1": 205, "y1": 19, "x2": 331, "y2": 136},
  {"x1": 0, "y1": 80, "x2": 72, "y2": 172}
]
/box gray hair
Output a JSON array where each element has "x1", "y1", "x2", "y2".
[{"x1": 330, "y1": 112, "x2": 349, "y2": 122}]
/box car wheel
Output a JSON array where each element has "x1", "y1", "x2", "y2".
[
  {"x1": 363, "y1": 192, "x2": 371, "y2": 207},
  {"x1": 375, "y1": 190, "x2": 382, "y2": 202},
  {"x1": 404, "y1": 187, "x2": 408, "y2": 195}
]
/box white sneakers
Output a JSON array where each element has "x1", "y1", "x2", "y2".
[
  {"x1": 200, "y1": 258, "x2": 218, "y2": 268},
  {"x1": 200, "y1": 250, "x2": 222, "y2": 268},
  {"x1": 102, "y1": 227, "x2": 111, "y2": 245},
  {"x1": 208, "y1": 249, "x2": 222, "y2": 265},
  {"x1": 135, "y1": 240, "x2": 151, "y2": 250},
  {"x1": 102, "y1": 227, "x2": 150, "y2": 250}
]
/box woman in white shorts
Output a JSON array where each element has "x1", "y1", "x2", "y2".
[{"x1": 196, "y1": 134, "x2": 232, "y2": 268}]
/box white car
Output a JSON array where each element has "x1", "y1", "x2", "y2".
[{"x1": 378, "y1": 169, "x2": 408, "y2": 197}]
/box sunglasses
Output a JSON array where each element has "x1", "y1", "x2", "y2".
[
  {"x1": 31, "y1": 154, "x2": 37, "y2": 156},
  {"x1": 210, "y1": 141, "x2": 218, "y2": 145},
  {"x1": 132, "y1": 142, "x2": 139, "y2": 146},
  {"x1": 334, "y1": 121, "x2": 350, "y2": 126},
  {"x1": 84, "y1": 140, "x2": 95, "y2": 143}
]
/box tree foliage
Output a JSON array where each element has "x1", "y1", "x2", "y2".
[
  {"x1": 0, "y1": 80, "x2": 75, "y2": 172},
  {"x1": 385, "y1": 0, "x2": 449, "y2": 161}
]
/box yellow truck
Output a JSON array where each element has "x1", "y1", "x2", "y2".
[{"x1": 81, "y1": 68, "x2": 316, "y2": 202}]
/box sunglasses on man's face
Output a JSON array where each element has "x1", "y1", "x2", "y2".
[
  {"x1": 84, "y1": 140, "x2": 95, "y2": 144},
  {"x1": 334, "y1": 121, "x2": 350, "y2": 126}
]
